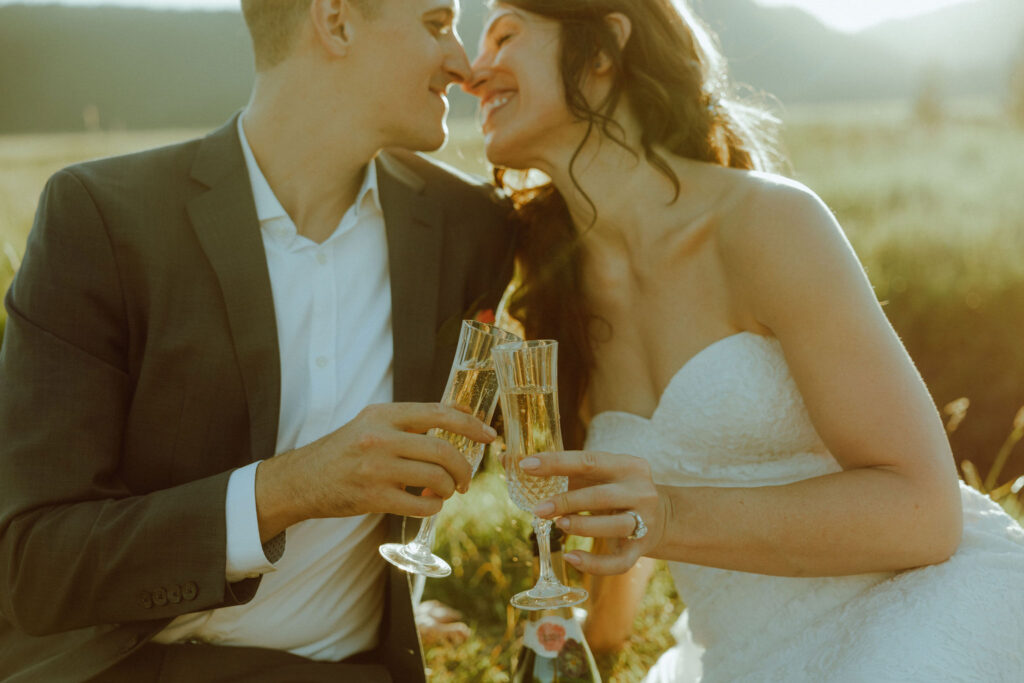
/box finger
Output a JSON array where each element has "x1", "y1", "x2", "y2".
[
  {"x1": 520, "y1": 450, "x2": 641, "y2": 485},
  {"x1": 555, "y1": 512, "x2": 638, "y2": 538},
  {"x1": 531, "y1": 482, "x2": 636, "y2": 518},
  {"x1": 389, "y1": 402, "x2": 498, "y2": 443},
  {"x1": 377, "y1": 489, "x2": 444, "y2": 518},
  {"x1": 389, "y1": 457, "x2": 460, "y2": 499},
  {"x1": 563, "y1": 549, "x2": 638, "y2": 576},
  {"x1": 387, "y1": 431, "x2": 474, "y2": 493}
]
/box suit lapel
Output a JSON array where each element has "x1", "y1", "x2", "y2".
[
  {"x1": 377, "y1": 152, "x2": 443, "y2": 403},
  {"x1": 186, "y1": 116, "x2": 281, "y2": 462}
]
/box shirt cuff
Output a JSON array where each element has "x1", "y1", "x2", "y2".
[{"x1": 225, "y1": 461, "x2": 280, "y2": 583}]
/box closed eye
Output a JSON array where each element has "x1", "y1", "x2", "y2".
[
  {"x1": 428, "y1": 20, "x2": 453, "y2": 36},
  {"x1": 423, "y1": 8, "x2": 456, "y2": 37},
  {"x1": 495, "y1": 31, "x2": 514, "y2": 47}
]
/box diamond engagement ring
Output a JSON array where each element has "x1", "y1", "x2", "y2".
[{"x1": 627, "y1": 510, "x2": 648, "y2": 540}]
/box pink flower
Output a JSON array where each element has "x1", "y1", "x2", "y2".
[
  {"x1": 537, "y1": 622, "x2": 566, "y2": 653},
  {"x1": 474, "y1": 308, "x2": 496, "y2": 325}
]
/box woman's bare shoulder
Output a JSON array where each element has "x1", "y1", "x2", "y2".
[{"x1": 713, "y1": 170, "x2": 847, "y2": 272}]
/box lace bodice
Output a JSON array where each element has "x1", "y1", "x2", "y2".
[
  {"x1": 588, "y1": 332, "x2": 840, "y2": 488},
  {"x1": 585, "y1": 332, "x2": 1024, "y2": 682}
]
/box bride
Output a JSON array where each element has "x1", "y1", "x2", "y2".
[{"x1": 465, "y1": 0, "x2": 1024, "y2": 680}]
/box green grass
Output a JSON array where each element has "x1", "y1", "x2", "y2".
[
  {"x1": 2, "y1": 103, "x2": 1023, "y2": 679},
  {"x1": 423, "y1": 455, "x2": 681, "y2": 682},
  {"x1": 780, "y1": 112, "x2": 1024, "y2": 482}
]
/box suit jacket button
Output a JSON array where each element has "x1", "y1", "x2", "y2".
[
  {"x1": 139, "y1": 592, "x2": 153, "y2": 609},
  {"x1": 167, "y1": 585, "x2": 182, "y2": 604},
  {"x1": 152, "y1": 587, "x2": 168, "y2": 606},
  {"x1": 182, "y1": 581, "x2": 198, "y2": 601}
]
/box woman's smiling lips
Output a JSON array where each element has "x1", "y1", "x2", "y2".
[{"x1": 480, "y1": 91, "x2": 516, "y2": 129}]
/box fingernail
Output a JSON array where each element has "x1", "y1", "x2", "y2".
[
  {"x1": 520, "y1": 457, "x2": 540, "y2": 470},
  {"x1": 457, "y1": 483, "x2": 468, "y2": 494},
  {"x1": 484, "y1": 425, "x2": 497, "y2": 438},
  {"x1": 564, "y1": 552, "x2": 581, "y2": 566},
  {"x1": 533, "y1": 501, "x2": 554, "y2": 516},
  {"x1": 556, "y1": 517, "x2": 569, "y2": 530}
]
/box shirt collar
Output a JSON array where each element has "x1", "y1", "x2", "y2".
[{"x1": 236, "y1": 114, "x2": 382, "y2": 227}]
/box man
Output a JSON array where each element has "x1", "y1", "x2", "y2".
[{"x1": 0, "y1": 0, "x2": 513, "y2": 680}]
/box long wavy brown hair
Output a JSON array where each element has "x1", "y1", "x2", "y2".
[{"x1": 494, "y1": 0, "x2": 783, "y2": 449}]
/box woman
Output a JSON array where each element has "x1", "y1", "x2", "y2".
[{"x1": 466, "y1": 0, "x2": 1024, "y2": 680}]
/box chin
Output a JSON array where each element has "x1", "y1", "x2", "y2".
[
  {"x1": 420, "y1": 129, "x2": 448, "y2": 153},
  {"x1": 395, "y1": 127, "x2": 448, "y2": 153},
  {"x1": 484, "y1": 136, "x2": 530, "y2": 171}
]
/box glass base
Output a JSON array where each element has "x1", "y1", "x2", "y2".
[
  {"x1": 378, "y1": 543, "x2": 452, "y2": 578},
  {"x1": 511, "y1": 584, "x2": 588, "y2": 611}
]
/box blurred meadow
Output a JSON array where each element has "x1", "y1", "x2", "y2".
[{"x1": 2, "y1": 101, "x2": 1023, "y2": 680}]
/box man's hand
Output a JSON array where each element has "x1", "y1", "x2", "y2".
[{"x1": 254, "y1": 403, "x2": 497, "y2": 541}]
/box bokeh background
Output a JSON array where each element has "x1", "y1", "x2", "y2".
[{"x1": 2, "y1": 1, "x2": 1023, "y2": 680}]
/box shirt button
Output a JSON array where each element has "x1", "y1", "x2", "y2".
[
  {"x1": 316, "y1": 356, "x2": 329, "y2": 369},
  {"x1": 316, "y1": 252, "x2": 327, "y2": 265}
]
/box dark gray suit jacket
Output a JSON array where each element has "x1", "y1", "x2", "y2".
[{"x1": 0, "y1": 116, "x2": 514, "y2": 682}]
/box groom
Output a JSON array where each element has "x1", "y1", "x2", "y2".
[{"x1": 0, "y1": 0, "x2": 513, "y2": 681}]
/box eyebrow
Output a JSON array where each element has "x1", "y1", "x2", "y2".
[
  {"x1": 482, "y1": 9, "x2": 519, "y2": 40},
  {"x1": 426, "y1": 1, "x2": 459, "y2": 22},
  {"x1": 425, "y1": 7, "x2": 457, "y2": 22},
  {"x1": 428, "y1": 0, "x2": 460, "y2": 21}
]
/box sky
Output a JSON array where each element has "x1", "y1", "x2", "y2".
[
  {"x1": 1, "y1": 0, "x2": 981, "y2": 33},
  {"x1": 753, "y1": 0, "x2": 978, "y2": 32}
]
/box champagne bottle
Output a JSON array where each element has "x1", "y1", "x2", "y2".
[{"x1": 511, "y1": 529, "x2": 602, "y2": 683}]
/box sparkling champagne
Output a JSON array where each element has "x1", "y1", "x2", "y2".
[
  {"x1": 428, "y1": 361, "x2": 498, "y2": 470},
  {"x1": 501, "y1": 385, "x2": 568, "y2": 512}
]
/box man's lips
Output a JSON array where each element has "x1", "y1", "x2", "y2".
[{"x1": 428, "y1": 88, "x2": 450, "y2": 110}]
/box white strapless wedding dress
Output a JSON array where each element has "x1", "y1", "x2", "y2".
[{"x1": 584, "y1": 332, "x2": 1024, "y2": 682}]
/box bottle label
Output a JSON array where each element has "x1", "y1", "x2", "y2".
[
  {"x1": 520, "y1": 615, "x2": 598, "y2": 681},
  {"x1": 525, "y1": 614, "x2": 589, "y2": 656}
]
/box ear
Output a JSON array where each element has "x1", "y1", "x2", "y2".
[
  {"x1": 594, "y1": 12, "x2": 632, "y2": 76},
  {"x1": 310, "y1": 0, "x2": 355, "y2": 58}
]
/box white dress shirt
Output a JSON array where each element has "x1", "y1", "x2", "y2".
[{"x1": 152, "y1": 116, "x2": 395, "y2": 661}]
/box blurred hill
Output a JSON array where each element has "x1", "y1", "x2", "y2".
[
  {"x1": 861, "y1": 0, "x2": 1024, "y2": 97},
  {"x1": 0, "y1": 5, "x2": 254, "y2": 132},
  {"x1": 1, "y1": 0, "x2": 1022, "y2": 133}
]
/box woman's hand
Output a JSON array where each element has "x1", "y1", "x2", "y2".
[{"x1": 521, "y1": 450, "x2": 670, "y2": 575}]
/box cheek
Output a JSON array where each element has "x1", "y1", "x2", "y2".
[{"x1": 523, "y1": 79, "x2": 571, "y2": 130}]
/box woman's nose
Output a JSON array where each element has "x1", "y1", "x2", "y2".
[{"x1": 463, "y1": 56, "x2": 492, "y2": 96}]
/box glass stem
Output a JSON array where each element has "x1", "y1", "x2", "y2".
[
  {"x1": 533, "y1": 517, "x2": 560, "y2": 588},
  {"x1": 408, "y1": 512, "x2": 439, "y2": 559}
]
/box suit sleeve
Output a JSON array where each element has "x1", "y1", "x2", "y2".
[{"x1": 0, "y1": 169, "x2": 257, "y2": 637}]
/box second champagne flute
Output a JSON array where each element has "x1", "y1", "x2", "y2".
[
  {"x1": 379, "y1": 320, "x2": 521, "y2": 577},
  {"x1": 493, "y1": 339, "x2": 588, "y2": 610}
]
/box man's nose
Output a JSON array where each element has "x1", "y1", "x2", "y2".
[{"x1": 444, "y1": 36, "x2": 472, "y2": 85}]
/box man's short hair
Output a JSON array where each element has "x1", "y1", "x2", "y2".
[{"x1": 241, "y1": 0, "x2": 378, "y2": 72}]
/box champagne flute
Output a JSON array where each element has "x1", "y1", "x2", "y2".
[
  {"x1": 493, "y1": 340, "x2": 588, "y2": 610},
  {"x1": 379, "y1": 320, "x2": 521, "y2": 578}
]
